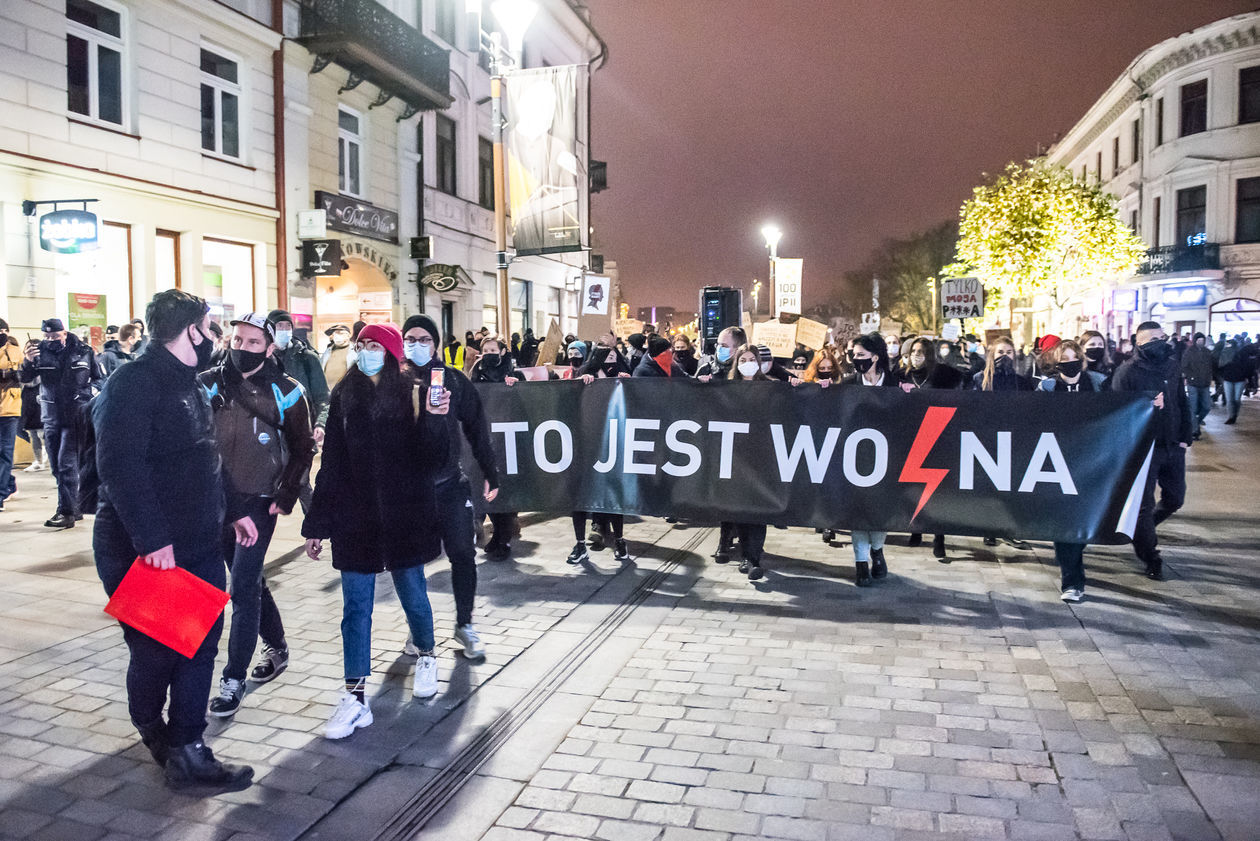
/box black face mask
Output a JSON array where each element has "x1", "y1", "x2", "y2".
[
  {"x1": 1057, "y1": 359, "x2": 1083, "y2": 377},
  {"x1": 1137, "y1": 340, "x2": 1171, "y2": 364},
  {"x1": 230, "y1": 347, "x2": 268, "y2": 374},
  {"x1": 852, "y1": 357, "x2": 874, "y2": 374},
  {"x1": 569, "y1": 357, "x2": 583, "y2": 367},
  {"x1": 190, "y1": 326, "x2": 214, "y2": 370},
  {"x1": 1084, "y1": 347, "x2": 1105, "y2": 362},
  {"x1": 995, "y1": 355, "x2": 1014, "y2": 372},
  {"x1": 675, "y1": 348, "x2": 693, "y2": 359},
  {"x1": 481, "y1": 352, "x2": 501, "y2": 368}
]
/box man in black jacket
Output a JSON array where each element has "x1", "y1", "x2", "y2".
[
  {"x1": 266, "y1": 310, "x2": 329, "y2": 511},
  {"x1": 20, "y1": 318, "x2": 101, "y2": 527},
  {"x1": 401, "y1": 314, "x2": 499, "y2": 661},
  {"x1": 93, "y1": 289, "x2": 255, "y2": 794},
  {"x1": 1112, "y1": 321, "x2": 1193, "y2": 581}
]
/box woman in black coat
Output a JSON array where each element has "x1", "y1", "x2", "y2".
[
  {"x1": 898, "y1": 337, "x2": 957, "y2": 559},
  {"x1": 468, "y1": 335, "x2": 520, "y2": 559},
  {"x1": 302, "y1": 323, "x2": 451, "y2": 740}
]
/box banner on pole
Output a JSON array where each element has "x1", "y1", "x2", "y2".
[
  {"x1": 773, "y1": 258, "x2": 803, "y2": 315},
  {"x1": 468, "y1": 380, "x2": 1155, "y2": 544},
  {"x1": 504, "y1": 64, "x2": 590, "y2": 257}
]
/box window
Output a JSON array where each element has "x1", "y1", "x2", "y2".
[
  {"x1": 1175, "y1": 186, "x2": 1207, "y2": 246},
  {"x1": 1241, "y1": 66, "x2": 1260, "y2": 124},
  {"x1": 203, "y1": 238, "x2": 256, "y2": 320},
  {"x1": 1153, "y1": 197, "x2": 1161, "y2": 248},
  {"x1": 1112, "y1": 137, "x2": 1120, "y2": 178},
  {"x1": 1179, "y1": 80, "x2": 1207, "y2": 137},
  {"x1": 200, "y1": 48, "x2": 240, "y2": 158},
  {"x1": 510, "y1": 278, "x2": 531, "y2": 335},
  {"x1": 436, "y1": 114, "x2": 456, "y2": 196},
  {"x1": 338, "y1": 107, "x2": 363, "y2": 196},
  {"x1": 1155, "y1": 97, "x2": 1164, "y2": 145},
  {"x1": 415, "y1": 118, "x2": 425, "y2": 235},
  {"x1": 1130, "y1": 210, "x2": 1138, "y2": 233},
  {"x1": 1131, "y1": 118, "x2": 1141, "y2": 162},
  {"x1": 435, "y1": 0, "x2": 456, "y2": 44},
  {"x1": 1095, "y1": 151, "x2": 1102, "y2": 181},
  {"x1": 1081, "y1": 164, "x2": 1087, "y2": 182},
  {"x1": 155, "y1": 230, "x2": 180, "y2": 291},
  {"x1": 478, "y1": 137, "x2": 494, "y2": 210},
  {"x1": 1237, "y1": 178, "x2": 1260, "y2": 243},
  {"x1": 66, "y1": 0, "x2": 124, "y2": 125}
]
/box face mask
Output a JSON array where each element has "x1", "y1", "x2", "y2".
[
  {"x1": 405, "y1": 342, "x2": 433, "y2": 366},
  {"x1": 274, "y1": 329, "x2": 292, "y2": 349},
  {"x1": 887, "y1": 344, "x2": 900, "y2": 356},
  {"x1": 817, "y1": 368, "x2": 834, "y2": 378},
  {"x1": 968, "y1": 342, "x2": 980, "y2": 354},
  {"x1": 716, "y1": 346, "x2": 732, "y2": 363},
  {"x1": 1084, "y1": 347, "x2": 1105, "y2": 362},
  {"x1": 1137, "y1": 339, "x2": 1171, "y2": 363},
  {"x1": 481, "y1": 352, "x2": 501, "y2": 367},
  {"x1": 910, "y1": 353, "x2": 926, "y2": 369},
  {"x1": 760, "y1": 361, "x2": 772, "y2": 374},
  {"x1": 995, "y1": 355, "x2": 1014, "y2": 371},
  {"x1": 853, "y1": 357, "x2": 874, "y2": 374},
  {"x1": 190, "y1": 327, "x2": 214, "y2": 369},
  {"x1": 331, "y1": 333, "x2": 349, "y2": 348},
  {"x1": 737, "y1": 361, "x2": 759, "y2": 378},
  {"x1": 569, "y1": 356, "x2": 584, "y2": 367},
  {"x1": 1057, "y1": 359, "x2": 1083, "y2": 377},
  {"x1": 675, "y1": 348, "x2": 691, "y2": 358},
  {"x1": 939, "y1": 347, "x2": 950, "y2": 359},
  {"x1": 357, "y1": 348, "x2": 386, "y2": 376},
  {"x1": 230, "y1": 348, "x2": 267, "y2": 373}
]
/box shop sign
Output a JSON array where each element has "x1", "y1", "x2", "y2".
[
  {"x1": 67, "y1": 292, "x2": 107, "y2": 351},
  {"x1": 1161, "y1": 284, "x2": 1207, "y2": 309},
  {"x1": 419, "y1": 263, "x2": 466, "y2": 292},
  {"x1": 341, "y1": 239, "x2": 399, "y2": 283},
  {"x1": 1112, "y1": 289, "x2": 1138, "y2": 312},
  {"x1": 315, "y1": 191, "x2": 399, "y2": 243},
  {"x1": 297, "y1": 209, "x2": 327, "y2": 239},
  {"x1": 941, "y1": 277, "x2": 984, "y2": 320},
  {"x1": 40, "y1": 210, "x2": 99, "y2": 253},
  {"x1": 301, "y1": 239, "x2": 342, "y2": 277}
]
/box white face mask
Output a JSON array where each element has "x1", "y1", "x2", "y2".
[
  {"x1": 737, "y1": 361, "x2": 760, "y2": 378},
  {"x1": 888, "y1": 343, "x2": 900, "y2": 356},
  {"x1": 759, "y1": 361, "x2": 772, "y2": 374},
  {"x1": 274, "y1": 329, "x2": 293, "y2": 349}
]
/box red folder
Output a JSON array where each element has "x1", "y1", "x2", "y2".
[{"x1": 104, "y1": 558, "x2": 230, "y2": 658}]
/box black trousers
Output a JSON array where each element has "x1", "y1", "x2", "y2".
[
  {"x1": 94, "y1": 511, "x2": 224, "y2": 747},
  {"x1": 1132, "y1": 444, "x2": 1186, "y2": 563},
  {"x1": 437, "y1": 476, "x2": 477, "y2": 627},
  {"x1": 1055, "y1": 543, "x2": 1085, "y2": 591},
  {"x1": 736, "y1": 524, "x2": 766, "y2": 563},
  {"x1": 44, "y1": 417, "x2": 81, "y2": 516},
  {"x1": 572, "y1": 512, "x2": 623, "y2": 542}
]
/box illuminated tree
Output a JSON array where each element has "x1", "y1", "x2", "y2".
[
  {"x1": 954, "y1": 160, "x2": 1146, "y2": 313},
  {"x1": 844, "y1": 221, "x2": 957, "y2": 334}
]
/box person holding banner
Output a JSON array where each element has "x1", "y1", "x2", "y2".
[
  {"x1": 976, "y1": 336, "x2": 1035, "y2": 549},
  {"x1": 696, "y1": 326, "x2": 747, "y2": 382},
  {"x1": 797, "y1": 350, "x2": 841, "y2": 386},
  {"x1": 899, "y1": 337, "x2": 960, "y2": 560},
  {"x1": 725, "y1": 345, "x2": 772, "y2": 580},
  {"x1": 1078, "y1": 330, "x2": 1114, "y2": 380},
  {"x1": 303, "y1": 323, "x2": 452, "y2": 738},
  {"x1": 839, "y1": 333, "x2": 900, "y2": 586},
  {"x1": 470, "y1": 335, "x2": 521, "y2": 561},
  {"x1": 672, "y1": 335, "x2": 699, "y2": 377}
]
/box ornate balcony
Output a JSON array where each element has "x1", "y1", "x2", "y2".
[
  {"x1": 297, "y1": 0, "x2": 452, "y2": 112},
  {"x1": 1136, "y1": 243, "x2": 1221, "y2": 275}
]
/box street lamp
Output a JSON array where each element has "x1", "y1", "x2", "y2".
[
  {"x1": 751, "y1": 278, "x2": 762, "y2": 313},
  {"x1": 760, "y1": 225, "x2": 782, "y2": 316},
  {"x1": 469, "y1": 0, "x2": 539, "y2": 338}
]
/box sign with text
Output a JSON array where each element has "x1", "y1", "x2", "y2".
[
  {"x1": 40, "y1": 210, "x2": 99, "y2": 254},
  {"x1": 315, "y1": 191, "x2": 399, "y2": 243},
  {"x1": 68, "y1": 292, "x2": 107, "y2": 351},
  {"x1": 613, "y1": 318, "x2": 644, "y2": 338},
  {"x1": 773, "y1": 258, "x2": 803, "y2": 315},
  {"x1": 300, "y1": 239, "x2": 341, "y2": 277},
  {"x1": 941, "y1": 277, "x2": 984, "y2": 320},
  {"x1": 753, "y1": 319, "x2": 797, "y2": 357},
  {"x1": 795, "y1": 317, "x2": 830, "y2": 351}
]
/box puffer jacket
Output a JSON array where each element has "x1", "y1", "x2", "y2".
[{"x1": 0, "y1": 337, "x2": 22, "y2": 417}]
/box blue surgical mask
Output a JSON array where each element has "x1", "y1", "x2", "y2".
[
  {"x1": 274, "y1": 329, "x2": 292, "y2": 349},
  {"x1": 405, "y1": 342, "x2": 432, "y2": 366},
  {"x1": 357, "y1": 349, "x2": 385, "y2": 376},
  {"x1": 716, "y1": 346, "x2": 732, "y2": 363}
]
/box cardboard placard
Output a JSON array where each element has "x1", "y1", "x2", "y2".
[
  {"x1": 794, "y1": 317, "x2": 829, "y2": 350},
  {"x1": 613, "y1": 318, "x2": 644, "y2": 338},
  {"x1": 752, "y1": 320, "x2": 797, "y2": 358},
  {"x1": 535, "y1": 319, "x2": 564, "y2": 367},
  {"x1": 941, "y1": 277, "x2": 984, "y2": 320},
  {"x1": 941, "y1": 322, "x2": 962, "y2": 341}
]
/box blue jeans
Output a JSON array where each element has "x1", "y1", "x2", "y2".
[
  {"x1": 1223, "y1": 380, "x2": 1245, "y2": 421},
  {"x1": 220, "y1": 497, "x2": 283, "y2": 682},
  {"x1": 340, "y1": 565, "x2": 435, "y2": 681},
  {"x1": 851, "y1": 530, "x2": 886, "y2": 562},
  {"x1": 1187, "y1": 385, "x2": 1211, "y2": 432},
  {"x1": 0, "y1": 416, "x2": 17, "y2": 502}
]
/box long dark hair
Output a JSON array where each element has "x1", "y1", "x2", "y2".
[
  {"x1": 899, "y1": 337, "x2": 937, "y2": 381},
  {"x1": 853, "y1": 332, "x2": 891, "y2": 377},
  {"x1": 334, "y1": 355, "x2": 413, "y2": 421}
]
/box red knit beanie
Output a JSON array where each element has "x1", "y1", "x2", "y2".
[{"x1": 357, "y1": 322, "x2": 403, "y2": 361}]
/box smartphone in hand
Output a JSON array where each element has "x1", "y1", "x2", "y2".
[{"x1": 429, "y1": 367, "x2": 445, "y2": 407}]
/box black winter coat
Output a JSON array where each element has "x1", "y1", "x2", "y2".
[
  {"x1": 406, "y1": 360, "x2": 500, "y2": 490},
  {"x1": 1112, "y1": 354, "x2": 1193, "y2": 447},
  {"x1": 302, "y1": 369, "x2": 449, "y2": 572},
  {"x1": 21, "y1": 333, "x2": 101, "y2": 423}
]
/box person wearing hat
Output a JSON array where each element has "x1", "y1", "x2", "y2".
[
  {"x1": 320, "y1": 323, "x2": 355, "y2": 391},
  {"x1": 198, "y1": 313, "x2": 317, "y2": 718},
  {"x1": 303, "y1": 322, "x2": 452, "y2": 738},
  {"x1": 99, "y1": 323, "x2": 140, "y2": 379},
  {"x1": 0, "y1": 317, "x2": 24, "y2": 511},
  {"x1": 20, "y1": 317, "x2": 102, "y2": 528},
  {"x1": 400, "y1": 314, "x2": 500, "y2": 663},
  {"x1": 267, "y1": 309, "x2": 328, "y2": 511},
  {"x1": 632, "y1": 335, "x2": 686, "y2": 377}
]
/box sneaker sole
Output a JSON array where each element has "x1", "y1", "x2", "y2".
[
  {"x1": 249, "y1": 662, "x2": 288, "y2": 685},
  {"x1": 165, "y1": 770, "x2": 254, "y2": 794},
  {"x1": 325, "y1": 710, "x2": 373, "y2": 739},
  {"x1": 208, "y1": 704, "x2": 242, "y2": 718},
  {"x1": 413, "y1": 685, "x2": 439, "y2": 699}
]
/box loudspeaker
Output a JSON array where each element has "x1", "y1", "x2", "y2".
[
  {"x1": 700, "y1": 286, "x2": 743, "y2": 345},
  {"x1": 409, "y1": 236, "x2": 432, "y2": 260}
]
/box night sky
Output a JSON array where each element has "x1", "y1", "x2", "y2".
[{"x1": 583, "y1": 0, "x2": 1257, "y2": 312}]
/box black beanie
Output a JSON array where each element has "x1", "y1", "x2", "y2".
[
  {"x1": 402, "y1": 314, "x2": 441, "y2": 345},
  {"x1": 628, "y1": 333, "x2": 646, "y2": 351},
  {"x1": 267, "y1": 309, "x2": 293, "y2": 326},
  {"x1": 647, "y1": 336, "x2": 671, "y2": 357}
]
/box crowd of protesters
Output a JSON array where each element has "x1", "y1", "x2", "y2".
[{"x1": 0, "y1": 291, "x2": 1255, "y2": 796}]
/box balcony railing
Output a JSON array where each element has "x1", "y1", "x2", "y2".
[
  {"x1": 297, "y1": 0, "x2": 452, "y2": 111},
  {"x1": 1136, "y1": 242, "x2": 1221, "y2": 275}
]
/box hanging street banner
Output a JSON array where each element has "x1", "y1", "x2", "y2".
[
  {"x1": 772, "y1": 258, "x2": 803, "y2": 315},
  {"x1": 468, "y1": 380, "x2": 1156, "y2": 545},
  {"x1": 505, "y1": 64, "x2": 590, "y2": 257},
  {"x1": 942, "y1": 277, "x2": 984, "y2": 320}
]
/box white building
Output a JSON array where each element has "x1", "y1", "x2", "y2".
[{"x1": 1043, "y1": 10, "x2": 1260, "y2": 342}]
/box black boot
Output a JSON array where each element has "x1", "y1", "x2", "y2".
[
  {"x1": 855, "y1": 561, "x2": 872, "y2": 587},
  {"x1": 983, "y1": 536, "x2": 997, "y2": 547},
  {"x1": 933, "y1": 534, "x2": 947, "y2": 561},
  {"x1": 1144, "y1": 552, "x2": 1164, "y2": 581},
  {"x1": 821, "y1": 529, "x2": 836, "y2": 543},
  {"x1": 870, "y1": 547, "x2": 887, "y2": 579},
  {"x1": 44, "y1": 512, "x2": 75, "y2": 529},
  {"x1": 135, "y1": 718, "x2": 169, "y2": 767},
  {"x1": 713, "y1": 539, "x2": 733, "y2": 564},
  {"x1": 907, "y1": 533, "x2": 922, "y2": 548},
  {"x1": 164, "y1": 741, "x2": 254, "y2": 794}
]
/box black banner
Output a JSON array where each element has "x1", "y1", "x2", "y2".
[{"x1": 470, "y1": 380, "x2": 1157, "y2": 545}]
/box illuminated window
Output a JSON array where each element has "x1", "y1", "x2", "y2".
[
  {"x1": 66, "y1": 0, "x2": 125, "y2": 126},
  {"x1": 1175, "y1": 186, "x2": 1206, "y2": 246}
]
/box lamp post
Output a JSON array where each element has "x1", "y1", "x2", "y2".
[
  {"x1": 470, "y1": 0, "x2": 538, "y2": 339},
  {"x1": 751, "y1": 278, "x2": 761, "y2": 313},
  {"x1": 760, "y1": 225, "x2": 782, "y2": 316}
]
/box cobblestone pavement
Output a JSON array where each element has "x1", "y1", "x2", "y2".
[{"x1": 0, "y1": 406, "x2": 1257, "y2": 841}]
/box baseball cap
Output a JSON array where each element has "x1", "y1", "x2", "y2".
[{"x1": 230, "y1": 312, "x2": 276, "y2": 341}]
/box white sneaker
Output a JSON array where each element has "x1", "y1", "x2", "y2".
[
  {"x1": 1060, "y1": 588, "x2": 1084, "y2": 603},
  {"x1": 453, "y1": 624, "x2": 485, "y2": 661},
  {"x1": 402, "y1": 636, "x2": 420, "y2": 657},
  {"x1": 413, "y1": 655, "x2": 439, "y2": 699},
  {"x1": 23, "y1": 462, "x2": 42, "y2": 473},
  {"x1": 325, "y1": 692, "x2": 373, "y2": 739}
]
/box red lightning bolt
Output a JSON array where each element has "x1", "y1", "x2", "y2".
[{"x1": 898, "y1": 406, "x2": 956, "y2": 522}]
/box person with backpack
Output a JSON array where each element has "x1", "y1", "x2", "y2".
[
  {"x1": 198, "y1": 313, "x2": 317, "y2": 717},
  {"x1": 266, "y1": 310, "x2": 329, "y2": 512}
]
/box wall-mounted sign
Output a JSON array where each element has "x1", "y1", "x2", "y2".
[
  {"x1": 941, "y1": 276, "x2": 984, "y2": 320},
  {"x1": 1112, "y1": 289, "x2": 1138, "y2": 312},
  {"x1": 1161, "y1": 284, "x2": 1207, "y2": 309},
  {"x1": 418, "y1": 263, "x2": 470, "y2": 292},
  {"x1": 301, "y1": 239, "x2": 342, "y2": 277},
  {"x1": 40, "y1": 209, "x2": 99, "y2": 253},
  {"x1": 315, "y1": 191, "x2": 399, "y2": 243},
  {"x1": 297, "y1": 209, "x2": 327, "y2": 239}
]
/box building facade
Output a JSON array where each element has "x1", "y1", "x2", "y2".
[{"x1": 1042, "y1": 10, "x2": 1260, "y2": 343}]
